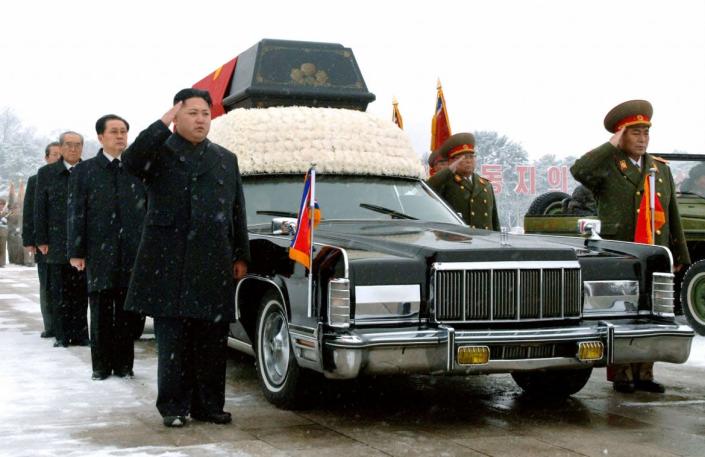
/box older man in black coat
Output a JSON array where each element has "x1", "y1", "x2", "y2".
[
  {"x1": 122, "y1": 88, "x2": 250, "y2": 428},
  {"x1": 68, "y1": 114, "x2": 147, "y2": 380},
  {"x1": 34, "y1": 132, "x2": 89, "y2": 347},
  {"x1": 23, "y1": 142, "x2": 61, "y2": 338}
]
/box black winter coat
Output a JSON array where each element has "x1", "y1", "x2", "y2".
[
  {"x1": 121, "y1": 120, "x2": 250, "y2": 322},
  {"x1": 34, "y1": 160, "x2": 73, "y2": 264},
  {"x1": 67, "y1": 151, "x2": 147, "y2": 293},
  {"x1": 22, "y1": 174, "x2": 45, "y2": 263}
]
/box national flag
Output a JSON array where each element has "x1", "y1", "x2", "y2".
[
  {"x1": 634, "y1": 173, "x2": 665, "y2": 244},
  {"x1": 289, "y1": 168, "x2": 322, "y2": 269},
  {"x1": 192, "y1": 57, "x2": 238, "y2": 120},
  {"x1": 392, "y1": 97, "x2": 404, "y2": 129},
  {"x1": 430, "y1": 79, "x2": 452, "y2": 151}
]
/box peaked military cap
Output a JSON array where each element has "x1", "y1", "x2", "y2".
[
  {"x1": 439, "y1": 133, "x2": 476, "y2": 160},
  {"x1": 603, "y1": 99, "x2": 653, "y2": 133}
]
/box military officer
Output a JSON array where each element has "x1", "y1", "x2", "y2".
[
  {"x1": 571, "y1": 99, "x2": 690, "y2": 394},
  {"x1": 427, "y1": 148, "x2": 448, "y2": 177},
  {"x1": 427, "y1": 133, "x2": 500, "y2": 231}
]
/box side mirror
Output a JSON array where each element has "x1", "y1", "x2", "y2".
[
  {"x1": 578, "y1": 218, "x2": 602, "y2": 240},
  {"x1": 271, "y1": 217, "x2": 298, "y2": 236}
]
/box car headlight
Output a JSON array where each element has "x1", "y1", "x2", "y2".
[
  {"x1": 354, "y1": 284, "x2": 420, "y2": 323},
  {"x1": 583, "y1": 280, "x2": 639, "y2": 316}
]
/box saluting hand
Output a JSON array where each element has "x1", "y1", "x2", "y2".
[
  {"x1": 70, "y1": 258, "x2": 85, "y2": 271},
  {"x1": 609, "y1": 127, "x2": 625, "y2": 148},
  {"x1": 160, "y1": 101, "x2": 183, "y2": 127}
]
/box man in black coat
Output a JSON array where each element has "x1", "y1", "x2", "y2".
[
  {"x1": 68, "y1": 114, "x2": 147, "y2": 380},
  {"x1": 34, "y1": 131, "x2": 89, "y2": 347},
  {"x1": 122, "y1": 88, "x2": 250, "y2": 428},
  {"x1": 22, "y1": 141, "x2": 61, "y2": 338}
]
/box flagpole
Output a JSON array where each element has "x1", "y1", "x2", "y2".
[
  {"x1": 649, "y1": 167, "x2": 657, "y2": 245},
  {"x1": 307, "y1": 165, "x2": 316, "y2": 317}
]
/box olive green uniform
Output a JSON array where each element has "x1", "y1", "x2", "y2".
[
  {"x1": 571, "y1": 142, "x2": 690, "y2": 384},
  {"x1": 571, "y1": 142, "x2": 690, "y2": 265},
  {"x1": 427, "y1": 168, "x2": 500, "y2": 231}
]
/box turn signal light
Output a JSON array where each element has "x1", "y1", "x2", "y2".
[
  {"x1": 577, "y1": 341, "x2": 604, "y2": 361},
  {"x1": 457, "y1": 346, "x2": 490, "y2": 365}
]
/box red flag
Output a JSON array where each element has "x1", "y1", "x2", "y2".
[
  {"x1": 392, "y1": 97, "x2": 404, "y2": 129},
  {"x1": 192, "y1": 57, "x2": 237, "y2": 120},
  {"x1": 634, "y1": 173, "x2": 665, "y2": 244},
  {"x1": 289, "y1": 169, "x2": 321, "y2": 269},
  {"x1": 430, "y1": 79, "x2": 451, "y2": 151}
]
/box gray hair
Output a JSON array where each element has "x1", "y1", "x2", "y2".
[{"x1": 59, "y1": 131, "x2": 84, "y2": 145}]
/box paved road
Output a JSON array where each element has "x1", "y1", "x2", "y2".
[{"x1": 1, "y1": 265, "x2": 704, "y2": 457}]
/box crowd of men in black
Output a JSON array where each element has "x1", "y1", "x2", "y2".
[{"x1": 19, "y1": 88, "x2": 251, "y2": 428}]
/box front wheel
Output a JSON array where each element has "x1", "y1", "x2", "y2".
[
  {"x1": 680, "y1": 260, "x2": 705, "y2": 335},
  {"x1": 255, "y1": 292, "x2": 308, "y2": 409},
  {"x1": 512, "y1": 368, "x2": 592, "y2": 398}
]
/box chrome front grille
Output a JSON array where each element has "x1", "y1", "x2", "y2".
[{"x1": 432, "y1": 261, "x2": 582, "y2": 323}]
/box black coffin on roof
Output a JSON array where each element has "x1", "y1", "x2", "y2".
[{"x1": 222, "y1": 39, "x2": 376, "y2": 111}]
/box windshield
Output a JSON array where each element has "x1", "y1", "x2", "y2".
[{"x1": 242, "y1": 175, "x2": 462, "y2": 226}]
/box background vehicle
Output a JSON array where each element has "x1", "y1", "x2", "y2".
[
  {"x1": 524, "y1": 153, "x2": 705, "y2": 335},
  {"x1": 200, "y1": 39, "x2": 694, "y2": 408}
]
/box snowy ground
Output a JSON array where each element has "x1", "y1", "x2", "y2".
[{"x1": 1, "y1": 264, "x2": 705, "y2": 457}]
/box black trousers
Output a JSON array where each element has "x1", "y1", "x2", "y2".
[
  {"x1": 37, "y1": 262, "x2": 53, "y2": 335},
  {"x1": 48, "y1": 263, "x2": 88, "y2": 344},
  {"x1": 89, "y1": 288, "x2": 137, "y2": 375},
  {"x1": 154, "y1": 316, "x2": 229, "y2": 417}
]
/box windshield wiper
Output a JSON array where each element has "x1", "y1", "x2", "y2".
[
  {"x1": 677, "y1": 191, "x2": 705, "y2": 200},
  {"x1": 256, "y1": 210, "x2": 298, "y2": 218},
  {"x1": 359, "y1": 203, "x2": 417, "y2": 220}
]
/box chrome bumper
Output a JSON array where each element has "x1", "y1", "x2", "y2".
[{"x1": 322, "y1": 321, "x2": 694, "y2": 379}]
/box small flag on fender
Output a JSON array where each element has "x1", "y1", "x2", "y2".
[
  {"x1": 634, "y1": 173, "x2": 665, "y2": 244},
  {"x1": 289, "y1": 168, "x2": 321, "y2": 269}
]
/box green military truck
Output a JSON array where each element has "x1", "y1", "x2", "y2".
[{"x1": 524, "y1": 153, "x2": 705, "y2": 335}]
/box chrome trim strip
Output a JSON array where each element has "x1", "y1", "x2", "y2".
[
  {"x1": 433, "y1": 261, "x2": 580, "y2": 271},
  {"x1": 227, "y1": 337, "x2": 255, "y2": 356}
]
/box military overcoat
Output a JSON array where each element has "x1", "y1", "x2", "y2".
[
  {"x1": 570, "y1": 142, "x2": 690, "y2": 265},
  {"x1": 122, "y1": 120, "x2": 251, "y2": 322},
  {"x1": 67, "y1": 151, "x2": 147, "y2": 293},
  {"x1": 427, "y1": 168, "x2": 500, "y2": 231}
]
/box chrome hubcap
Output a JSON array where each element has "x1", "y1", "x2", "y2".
[{"x1": 262, "y1": 309, "x2": 290, "y2": 386}]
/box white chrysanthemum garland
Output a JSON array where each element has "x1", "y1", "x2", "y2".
[{"x1": 208, "y1": 106, "x2": 425, "y2": 178}]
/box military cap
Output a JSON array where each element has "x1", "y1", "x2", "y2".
[
  {"x1": 603, "y1": 99, "x2": 653, "y2": 133},
  {"x1": 439, "y1": 133, "x2": 476, "y2": 160}
]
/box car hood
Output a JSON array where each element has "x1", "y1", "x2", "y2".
[{"x1": 315, "y1": 221, "x2": 579, "y2": 262}]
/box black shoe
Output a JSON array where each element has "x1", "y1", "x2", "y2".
[
  {"x1": 40, "y1": 331, "x2": 54, "y2": 338},
  {"x1": 113, "y1": 369, "x2": 134, "y2": 378},
  {"x1": 191, "y1": 411, "x2": 232, "y2": 424},
  {"x1": 635, "y1": 380, "x2": 666, "y2": 393},
  {"x1": 91, "y1": 371, "x2": 110, "y2": 381},
  {"x1": 613, "y1": 381, "x2": 635, "y2": 393},
  {"x1": 163, "y1": 415, "x2": 187, "y2": 427},
  {"x1": 53, "y1": 340, "x2": 68, "y2": 348},
  {"x1": 76, "y1": 339, "x2": 90, "y2": 347}
]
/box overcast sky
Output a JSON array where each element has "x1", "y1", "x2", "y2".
[{"x1": 1, "y1": 0, "x2": 703, "y2": 160}]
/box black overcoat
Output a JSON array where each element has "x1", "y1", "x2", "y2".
[
  {"x1": 121, "y1": 120, "x2": 250, "y2": 322},
  {"x1": 22, "y1": 174, "x2": 45, "y2": 263},
  {"x1": 67, "y1": 151, "x2": 147, "y2": 293},
  {"x1": 34, "y1": 160, "x2": 72, "y2": 264}
]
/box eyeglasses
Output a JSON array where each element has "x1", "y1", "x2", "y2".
[{"x1": 62, "y1": 142, "x2": 82, "y2": 149}]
